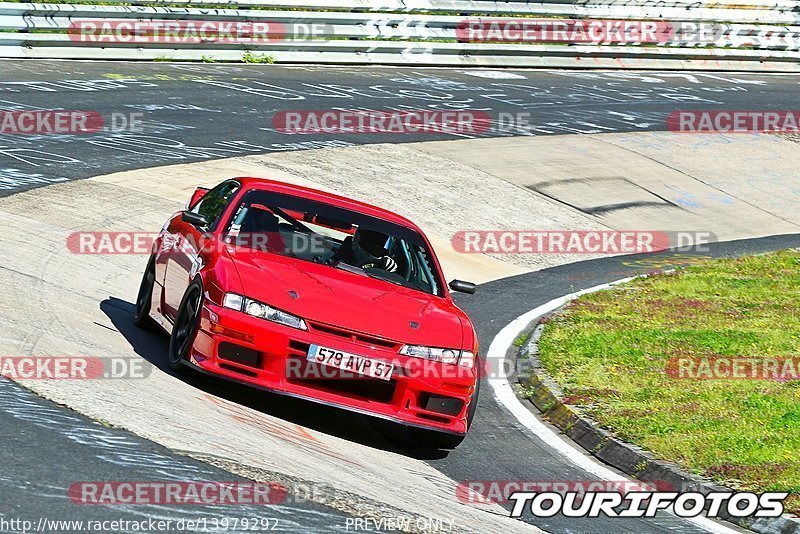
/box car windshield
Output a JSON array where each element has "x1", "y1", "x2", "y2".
[{"x1": 223, "y1": 189, "x2": 443, "y2": 296}]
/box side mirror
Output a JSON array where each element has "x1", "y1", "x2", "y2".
[
  {"x1": 181, "y1": 210, "x2": 209, "y2": 228},
  {"x1": 449, "y1": 279, "x2": 477, "y2": 295},
  {"x1": 187, "y1": 187, "x2": 210, "y2": 209}
]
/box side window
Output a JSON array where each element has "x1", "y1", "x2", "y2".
[{"x1": 195, "y1": 182, "x2": 239, "y2": 228}]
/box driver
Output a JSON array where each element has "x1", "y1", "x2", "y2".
[{"x1": 335, "y1": 228, "x2": 398, "y2": 273}]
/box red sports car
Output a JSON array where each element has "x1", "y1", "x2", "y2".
[{"x1": 134, "y1": 178, "x2": 480, "y2": 448}]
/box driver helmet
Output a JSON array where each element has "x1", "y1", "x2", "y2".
[{"x1": 351, "y1": 228, "x2": 391, "y2": 266}]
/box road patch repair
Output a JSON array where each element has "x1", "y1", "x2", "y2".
[{"x1": 0, "y1": 130, "x2": 797, "y2": 531}]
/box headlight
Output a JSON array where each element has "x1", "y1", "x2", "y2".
[
  {"x1": 399, "y1": 345, "x2": 475, "y2": 368},
  {"x1": 222, "y1": 293, "x2": 307, "y2": 331}
]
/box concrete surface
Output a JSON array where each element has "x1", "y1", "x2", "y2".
[{"x1": 417, "y1": 132, "x2": 800, "y2": 241}]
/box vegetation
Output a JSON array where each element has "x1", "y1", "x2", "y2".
[
  {"x1": 241, "y1": 51, "x2": 275, "y2": 64},
  {"x1": 537, "y1": 250, "x2": 800, "y2": 511}
]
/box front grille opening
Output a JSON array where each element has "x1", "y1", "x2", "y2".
[
  {"x1": 289, "y1": 340, "x2": 310, "y2": 353},
  {"x1": 308, "y1": 321, "x2": 399, "y2": 350},
  {"x1": 417, "y1": 413, "x2": 452, "y2": 424},
  {"x1": 218, "y1": 342, "x2": 261, "y2": 368},
  {"x1": 354, "y1": 334, "x2": 397, "y2": 349},
  {"x1": 219, "y1": 363, "x2": 259, "y2": 378},
  {"x1": 292, "y1": 376, "x2": 396, "y2": 403},
  {"x1": 311, "y1": 322, "x2": 351, "y2": 338},
  {"x1": 418, "y1": 393, "x2": 464, "y2": 416}
]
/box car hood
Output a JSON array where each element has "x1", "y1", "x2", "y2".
[{"x1": 226, "y1": 248, "x2": 466, "y2": 348}]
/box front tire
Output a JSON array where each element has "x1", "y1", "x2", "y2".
[
  {"x1": 168, "y1": 281, "x2": 203, "y2": 375},
  {"x1": 133, "y1": 255, "x2": 157, "y2": 330}
]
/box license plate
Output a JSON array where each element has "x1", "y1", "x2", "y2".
[{"x1": 306, "y1": 344, "x2": 394, "y2": 381}]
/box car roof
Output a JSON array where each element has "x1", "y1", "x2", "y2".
[{"x1": 232, "y1": 177, "x2": 423, "y2": 232}]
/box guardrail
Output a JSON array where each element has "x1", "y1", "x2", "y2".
[{"x1": 1, "y1": 0, "x2": 799, "y2": 70}]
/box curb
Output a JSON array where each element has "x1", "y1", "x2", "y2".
[{"x1": 515, "y1": 319, "x2": 800, "y2": 534}]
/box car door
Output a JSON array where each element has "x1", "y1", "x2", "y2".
[{"x1": 162, "y1": 180, "x2": 240, "y2": 322}]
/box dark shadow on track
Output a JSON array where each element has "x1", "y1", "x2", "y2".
[{"x1": 100, "y1": 297, "x2": 449, "y2": 461}]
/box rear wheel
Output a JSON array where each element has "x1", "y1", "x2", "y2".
[
  {"x1": 467, "y1": 375, "x2": 481, "y2": 427},
  {"x1": 168, "y1": 282, "x2": 203, "y2": 375},
  {"x1": 133, "y1": 255, "x2": 157, "y2": 330}
]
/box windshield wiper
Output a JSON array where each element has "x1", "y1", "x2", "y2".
[{"x1": 333, "y1": 261, "x2": 368, "y2": 276}]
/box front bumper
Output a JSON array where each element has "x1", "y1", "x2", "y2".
[{"x1": 190, "y1": 302, "x2": 478, "y2": 435}]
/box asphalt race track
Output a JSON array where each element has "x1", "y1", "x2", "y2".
[
  {"x1": 2, "y1": 61, "x2": 799, "y2": 533},
  {"x1": 1, "y1": 61, "x2": 799, "y2": 194},
  {"x1": 0, "y1": 378, "x2": 353, "y2": 532}
]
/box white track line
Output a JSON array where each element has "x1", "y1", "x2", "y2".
[{"x1": 486, "y1": 277, "x2": 737, "y2": 534}]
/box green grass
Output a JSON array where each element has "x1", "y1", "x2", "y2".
[
  {"x1": 241, "y1": 51, "x2": 275, "y2": 64},
  {"x1": 537, "y1": 250, "x2": 800, "y2": 511},
  {"x1": 514, "y1": 331, "x2": 532, "y2": 348}
]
